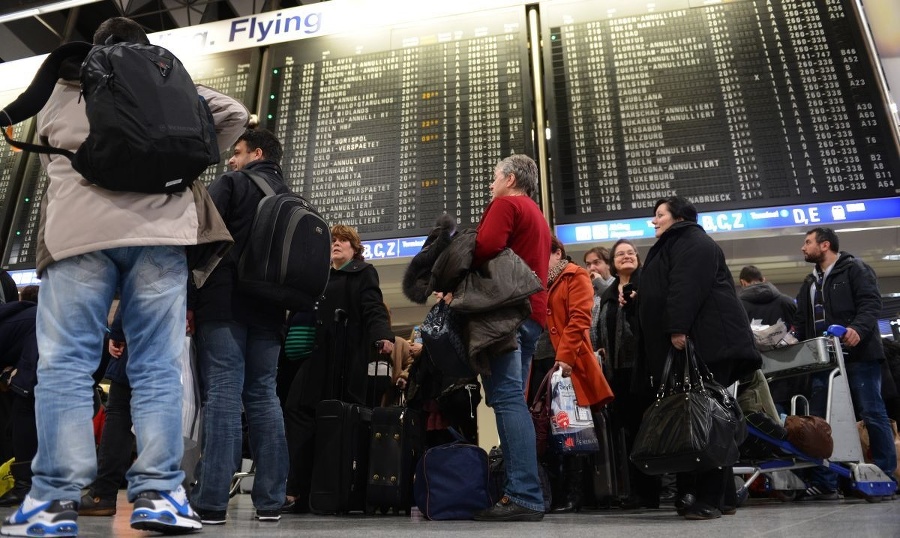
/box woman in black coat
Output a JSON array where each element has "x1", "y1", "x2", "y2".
[
  {"x1": 637, "y1": 196, "x2": 760, "y2": 520},
  {"x1": 596, "y1": 239, "x2": 661, "y2": 509},
  {"x1": 283, "y1": 224, "x2": 395, "y2": 512}
]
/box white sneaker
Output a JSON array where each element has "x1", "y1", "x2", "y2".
[
  {"x1": 130, "y1": 486, "x2": 202, "y2": 533},
  {"x1": 0, "y1": 496, "x2": 78, "y2": 537}
]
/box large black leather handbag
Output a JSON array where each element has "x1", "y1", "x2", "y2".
[
  {"x1": 420, "y1": 300, "x2": 472, "y2": 380},
  {"x1": 630, "y1": 339, "x2": 743, "y2": 475}
]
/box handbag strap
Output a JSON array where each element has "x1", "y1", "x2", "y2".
[{"x1": 531, "y1": 364, "x2": 559, "y2": 409}]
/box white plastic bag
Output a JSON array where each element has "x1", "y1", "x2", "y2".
[{"x1": 549, "y1": 369, "x2": 599, "y2": 453}]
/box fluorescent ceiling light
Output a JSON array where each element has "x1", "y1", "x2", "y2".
[{"x1": 0, "y1": 0, "x2": 103, "y2": 24}]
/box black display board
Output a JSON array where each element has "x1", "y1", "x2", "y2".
[
  {"x1": 184, "y1": 49, "x2": 262, "y2": 184},
  {"x1": 260, "y1": 7, "x2": 534, "y2": 238},
  {"x1": 3, "y1": 153, "x2": 47, "y2": 269},
  {"x1": 0, "y1": 105, "x2": 31, "y2": 259},
  {"x1": 542, "y1": 0, "x2": 900, "y2": 223}
]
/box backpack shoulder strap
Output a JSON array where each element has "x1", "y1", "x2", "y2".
[{"x1": 241, "y1": 170, "x2": 276, "y2": 197}]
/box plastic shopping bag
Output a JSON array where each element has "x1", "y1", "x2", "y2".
[{"x1": 550, "y1": 369, "x2": 600, "y2": 454}]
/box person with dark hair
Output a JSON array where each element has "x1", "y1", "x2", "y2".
[
  {"x1": 638, "y1": 196, "x2": 760, "y2": 520},
  {"x1": 583, "y1": 247, "x2": 613, "y2": 350},
  {"x1": 190, "y1": 128, "x2": 290, "y2": 524},
  {"x1": 282, "y1": 224, "x2": 394, "y2": 513},
  {"x1": 597, "y1": 239, "x2": 661, "y2": 509},
  {"x1": 0, "y1": 16, "x2": 246, "y2": 537},
  {"x1": 471, "y1": 154, "x2": 550, "y2": 522},
  {"x1": 544, "y1": 235, "x2": 613, "y2": 512},
  {"x1": 790, "y1": 227, "x2": 896, "y2": 499},
  {"x1": 17, "y1": 287, "x2": 38, "y2": 304},
  {"x1": 738, "y1": 265, "x2": 796, "y2": 331}
]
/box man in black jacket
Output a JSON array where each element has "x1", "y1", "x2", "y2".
[
  {"x1": 791, "y1": 227, "x2": 896, "y2": 499},
  {"x1": 190, "y1": 129, "x2": 289, "y2": 523},
  {"x1": 738, "y1": 265, "x2": 796, "y2": 331}
]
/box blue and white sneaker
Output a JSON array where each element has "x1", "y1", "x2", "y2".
[
  {"x1": 0, "y1": 496, "x2": 78, "y2": 537},
  {"x1": 130, "y1": 485, "x2": 202, "y2": 533}
]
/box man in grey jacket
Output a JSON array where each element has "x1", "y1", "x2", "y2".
[{"x1": 0, "y1": 17, "x2": 246, "y2": 537}]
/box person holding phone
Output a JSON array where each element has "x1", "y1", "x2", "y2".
[{"x1": 596, "y1": 239, "x2": 659, "y2": 509}]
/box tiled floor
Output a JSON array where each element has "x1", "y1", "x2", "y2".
[{"x1": 8, "y1": 491, "x2": 898, "y2": 538}]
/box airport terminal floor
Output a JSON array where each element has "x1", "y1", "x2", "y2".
[{"x1": 9, "y1": 491, "x2": 898, "y2": 538}]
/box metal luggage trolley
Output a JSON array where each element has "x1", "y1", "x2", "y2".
[{"x1": 734, "y1": 325, "x2": 897, "y2": 502}]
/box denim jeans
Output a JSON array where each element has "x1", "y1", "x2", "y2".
[
  {"x1": 32, "y1": 246, "x2": 187, "y2": 502},
  {"x1": 192, "y1": 321, "x2": 288, "y2": 512},
  {"x1": 90, "y1": 381, "x2": 134, "y2": 500},
  {"x1": 808, "y1": 360, "x2": 897, "y2": 489},
  {"x1": 481, "y1": 318, "x2": 543, "y2": 511}
]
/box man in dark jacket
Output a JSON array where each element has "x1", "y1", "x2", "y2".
[
  {"x1": 739, "y1": 265, "x2": 796, "y2": 331},
  {"x1": 791, "y1": 227, "x2": 896, "y2": 499},
  {"x1": 190, "y1": 129, "x2": 289, "y2": 524}
]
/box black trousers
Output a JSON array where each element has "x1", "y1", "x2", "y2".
[{"x1": 89, "y1": 381, "x2": 134, "y2": 499}]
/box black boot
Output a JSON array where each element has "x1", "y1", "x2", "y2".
[
  {"x1": 0, "y1": 461, "x2": 32, "y2": 507},
  {"x1": 551, "y1": 457, "x2": 583, "y2": 513}
]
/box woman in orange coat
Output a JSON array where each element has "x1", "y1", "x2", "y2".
[{"x1": 544, "y1": 235, "x2": 614, "y2": 512}]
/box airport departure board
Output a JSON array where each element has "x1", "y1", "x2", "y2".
[
  {"x1": 3, "y1": 154, "x2": 47, "y2": 269},
  {"x1": 0, "y1": 108, "x2": 30, "y2": 254},
  {"x1": 542, "y1": 0, "x2": 900, "y2": 223},
  {"x1": 261, "y1": 7, "x2": 533, "y2": 238},
  {"x1": 186, "y1": 49, "x2": 261, "y2": 185}
]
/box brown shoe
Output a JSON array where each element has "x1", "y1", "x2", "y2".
[{"x1": 79, "y1": 493, "x2": 117, "y2": 516}]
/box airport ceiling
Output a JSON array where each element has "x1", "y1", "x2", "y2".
[{"x1": 0, "y1": 0, "x2": 325, "y2": 63}]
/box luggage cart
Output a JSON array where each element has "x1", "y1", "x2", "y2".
[{"x1": 734, "y1": 325, "x2": 897, "y2": 503}]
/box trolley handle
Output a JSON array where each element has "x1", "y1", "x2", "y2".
[{"x1": 825, "y1": 325, "x2": 846, "y2": 338}]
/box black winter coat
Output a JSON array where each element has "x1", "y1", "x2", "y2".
[
  {"x1": 0, "y1": 301, "x2": 38, "y2": 395},
  {"x1": 790, "y1": 252, "x2": 884, "y2": 363},
  {"x1": 739, "y1": 282, "x2": 797, "y2": 331},
  {"x1": 192, "y1": 159, "x2": 289, "y2": 328},
  {"x1": 294, "y1": 259, "x2": 394, "y2": 407},
  {"x1": 638, "y1": 221, "x2": 760, "y2": 390}
]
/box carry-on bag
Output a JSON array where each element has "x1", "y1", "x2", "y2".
[
  {"x1": 366, "y1": 403, "x2": 424, "y2": 514},
  {"x1": 309, "y1": 399, "x2": 372, "y2": 514},
  {"x1": 630, "y1": 340, "x2": 742, "y2": 475},
  {"x1": 413, "y1": 429, "x2": 491, "y2": 520}
]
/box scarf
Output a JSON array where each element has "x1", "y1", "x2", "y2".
[{"x1": 547, "y1": 259, "x2": 570, "y2": 288}]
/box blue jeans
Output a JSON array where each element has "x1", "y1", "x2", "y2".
[
  {"x1": 32, "y1": 247, "x2": 187, "y2": 502},
  {"x1": 808, "y1": 360, "x2": 897, "y2": 489},
  {"x1": 192, "y1": 321, "x2": 287, "y2": 512},
  {"x1": 481, "y1": 318, "x2": 543, "y2": 512}
]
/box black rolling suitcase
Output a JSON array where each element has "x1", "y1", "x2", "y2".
[
  {"x1": 590, "y1": 408, "x2": 630, "y2": 505},
  {"x1": 365, "y1": 403, "x2": 424, "y2": 514},
  {"x1": 309, "y1": 308, "x2": 373, "y2": 514},
  {"x1": 310, "y1": 400, "x2": 372, "y2": 514}
]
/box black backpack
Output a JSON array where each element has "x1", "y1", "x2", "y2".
[
  {"x1": 1, "y1": 40, "x2": 219, "y2": 194},
  {"x1": 237, "y1": 171, "x2": 331, "y2": 309}
]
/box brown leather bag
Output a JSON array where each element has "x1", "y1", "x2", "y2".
[{"x1": 785, "y1": 415, "x2": 833, "y2": 459}]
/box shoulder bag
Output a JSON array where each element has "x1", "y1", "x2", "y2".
[{"x1": 630, "y1": 339, "x2": 742, "y2": 475}]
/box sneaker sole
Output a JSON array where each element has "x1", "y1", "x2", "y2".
[
  {"x1": 256, "y1": 515, "x2": 282, "y2": 521},
  {"x1": 130, "y1": 509, "x2": 202, "y2": 533},
  {"x1": 0, "y1": 521, "x2": 79, "y2": 537}
]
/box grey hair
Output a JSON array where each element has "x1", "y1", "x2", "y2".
[{"x1": 496, "y1": 154, "x2": 538, "y2": 198}]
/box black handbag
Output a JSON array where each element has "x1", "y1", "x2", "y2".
[
  {"x1": 630, "y1": 339, "x2": 742, "y2": 475},
  {"x1": 420, "y1": 300, "x2": 472, "y2": 379}
]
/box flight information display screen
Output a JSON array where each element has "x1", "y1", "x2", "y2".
[
  {"x1": 0, "y1": 87, "x2": 31, "y2": 256},
  {"x1": 261, "y1": 7, "x2": 534, "y2": 238},
  {"x1": 185, "y1": 49, "x2": 261, "y2": 184},
  {"x1": 542, "y1": 0, "x2": 900, "y2": 224},
  {"x1": 3, "y1": 153, "x2": 47, "y2": 269}
]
